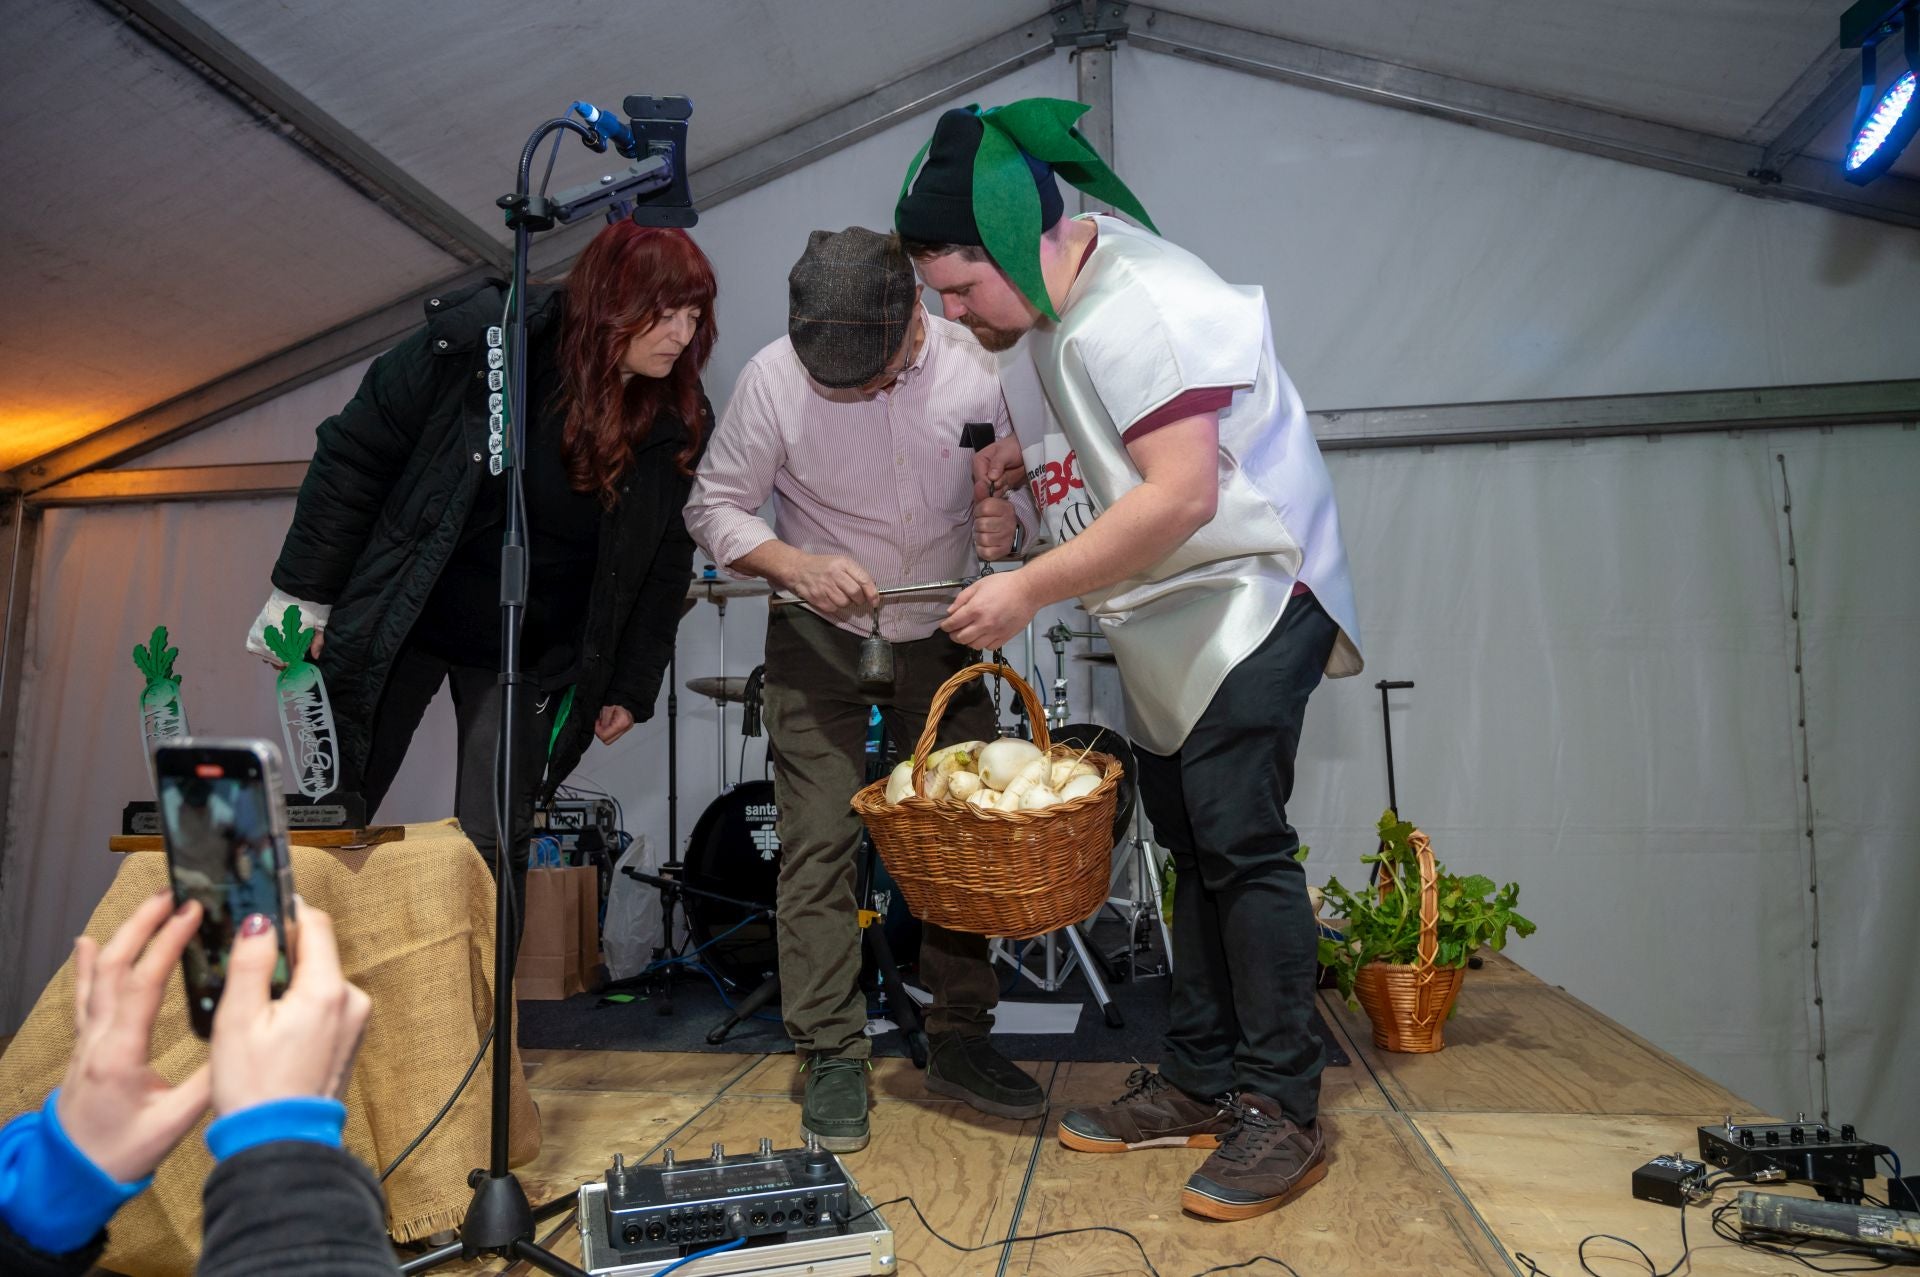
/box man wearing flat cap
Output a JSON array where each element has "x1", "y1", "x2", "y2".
[
  {"x1": 897, "y1": 101, "x2": 1364, "y2": 1221},
  {"x1": 685, "y1": 227, "x2": 1042, "y2": 1153}
]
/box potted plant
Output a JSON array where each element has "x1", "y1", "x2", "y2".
[{"x1": 1315, "y1": 811, "x2": 1536, "y2": 1052}]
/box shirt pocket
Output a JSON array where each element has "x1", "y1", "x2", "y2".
[{"x1": 913, "y1": 451, "x2": 977, "y2": 524}]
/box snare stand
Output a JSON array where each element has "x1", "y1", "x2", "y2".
[
  {"x1": 858, "y1": 717, "x2": 929, "y2": 1068},
  {"x1": 983, "y1": 625, "x2": 1126, "y2": 1027}
]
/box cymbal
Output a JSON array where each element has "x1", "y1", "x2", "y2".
[
  {"x1": 686, "y1": 577, "x2": 772, "y2": 601},
  {"x1": 686, "y1": 675, "x2": 752, "y2": 704},
  {"x1": 1075, "y1": 651, "x2": 1118, "y2": 664}
]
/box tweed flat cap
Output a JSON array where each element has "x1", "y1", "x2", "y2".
[{"x1": 788, "y1": 227, "x2": 918, "y2": 388}]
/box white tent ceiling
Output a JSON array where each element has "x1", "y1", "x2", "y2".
[{"x1": 2, "y1": 0, "x2": 1915, "y2": 479}]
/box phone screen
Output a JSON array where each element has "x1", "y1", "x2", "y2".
[{"x1": 154, "y1": 741, "x2": 295, "y2": 1037}]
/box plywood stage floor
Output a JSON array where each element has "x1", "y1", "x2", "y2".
[{"x1": 404, "y1": 952, "x2": 1889, "y2": 1276}]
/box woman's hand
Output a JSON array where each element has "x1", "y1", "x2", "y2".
[
  {"x1": 210, "y1": 905, "x2": 371, "y2": 1116},
  {"x1": 56, "y1": 892, "x2": 213, "y2": 1183},
  {"x1": 595, "y1": 704, "x2": 635, "y2": 745}
]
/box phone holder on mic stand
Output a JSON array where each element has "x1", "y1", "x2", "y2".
[{"x1": 399, "y1": 96, "x2": 696, "y2": 1277}]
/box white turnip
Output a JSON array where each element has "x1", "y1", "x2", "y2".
[
  {"x1": 1057, "y1": 773, "x2": 1102, "y2": 802},
  {"x1": 977, "y1": 738, "x2": 1044, "y2": 790},
  {"x1": 1019, "y1": 785, "x2": 1062, "y2": 810},
  {"x1": 885, "y1": 760, "x2": 916, "y2": 804}
]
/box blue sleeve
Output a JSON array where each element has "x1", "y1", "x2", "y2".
[
  {"x1": 205, "y1": 1097, "x2": 345, "y2": 1162},
  {"x1": 0, "y1": 1091, "x2": 149, "y2": 1256}
]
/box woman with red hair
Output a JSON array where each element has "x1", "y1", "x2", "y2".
[{"x1": 247, "y1": 221, "x2": 717, "y2": 916}]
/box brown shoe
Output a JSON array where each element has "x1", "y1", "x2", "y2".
[
  {"x1": 1181, "y1": 1093, "x2": 1327, "y2": 1221},
  {"x1": 1057, "y1": 1067, "x2": 1235, "y2": 1153}
]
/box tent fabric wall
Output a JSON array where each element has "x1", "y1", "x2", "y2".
[
  {"x1": 1118, "y1": 51, "x2": 1920, "y2": 412},
  {"x1": 1306, "y1": 427, "x2": 1920, "y2": 1159},
  {"x1": 6, "y1": 46, "x2": 1916, "y2": 1162}
]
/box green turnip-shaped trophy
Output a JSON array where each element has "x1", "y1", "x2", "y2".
[
  {"x1": 262, "y1": 605, "x2": 340, "y2": 801},
  {"x1": 132, "y1": 626, "x2": 189, "y2": 781}
]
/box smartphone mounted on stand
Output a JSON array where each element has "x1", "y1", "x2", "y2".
[{"x1": 152, "y1": 738, "x2": 298, "y2": 1037}]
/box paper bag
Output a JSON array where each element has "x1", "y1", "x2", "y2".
[{"x1": 514, "y1": 865, "x2": 600, "y2": 1000}]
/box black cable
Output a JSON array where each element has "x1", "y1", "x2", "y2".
[
  {"x1": 1517, "y1": 1175, "x2": 1736, "y2": 1277},
  {"x1": 1571, "y1": 1196, "x2": 1695, "y2": 1277},
  {"x1": 538, "y1": 126, "x2": 566, "y2": 198},
  {"x1": 837, "y1": 1195, "x2": 1304, "y2": 1277},
  {"x1": 379, "y1": 1022, "x2": 494, "y2": 1183}
]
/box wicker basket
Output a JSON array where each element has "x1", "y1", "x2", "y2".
[
  {"x1": 849, "y1": 662, "x2": 1122, "y2": 940},
  {"x1": 1351, "y1": 830, "x2": 1466, "y2": 1052}
]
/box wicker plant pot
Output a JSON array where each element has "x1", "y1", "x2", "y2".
[
  {"x1": 850, "y1": 662, "x2": 1122, "y2": 940},
  {"x1": 1353, "y1": 829, "x2": 1468, "y2": 1052}
]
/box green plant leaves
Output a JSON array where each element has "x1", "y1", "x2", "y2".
[{"x1": 1315, "y1": 809, "x2": 1538, "y2": 1008}]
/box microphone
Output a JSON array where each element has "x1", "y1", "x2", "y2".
[{"x1": 570, "y1": 101, "x2": 639, "y2": 158}]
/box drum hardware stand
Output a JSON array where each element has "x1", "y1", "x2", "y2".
[
  {"x1": 1101, "y1": 791, "x2": 1173, "y2": 983},
  {"x1": 1371, "y1": 679, "x2": 1413, "y2": 887},
  {"x1": 987, "y1": 914, "x2": 1124, "y2": 1028},
  {"x1": 713, "y1": 594, "x2": 730, "y2": 789},
  {"x1": 647, "y1": 645, "x2": 685, "y2": 1008},
  {"x1": 1045, "y1": 630, "x2": 1173, "y2": 990},
  {"x1": 861, "y1": 719, "x2": 929, "y2": 1068},
  {"x1": 984, "y1": 638, "x2": 1126, "y2": 1027},
  {"x1": 612, "y1": 869, "x2": 775, "y2": 1030},
  {"x1": 1043, "y1": 620, "x2": 1105, "y2": 731}
]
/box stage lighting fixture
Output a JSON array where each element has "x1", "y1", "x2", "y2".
[{"x1": 1840, "y1": 0, "x2": 1918, "y2": 184}]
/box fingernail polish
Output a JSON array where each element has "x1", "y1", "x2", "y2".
[{"x1": 240, "y1": 913, "x2": 272, "y2": 937}]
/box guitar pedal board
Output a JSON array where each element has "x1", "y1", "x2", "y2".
[
  {"x1": 577, "y1": 1133, "x2": 894, "y2": 1275},
  {"x1": 1698, "y1": 1117, "x2": 1889, "y2": 1204}
]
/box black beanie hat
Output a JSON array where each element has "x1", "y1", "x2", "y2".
[{"x1": 895, "y1": 109, "x2": 1064, "y2": 246}]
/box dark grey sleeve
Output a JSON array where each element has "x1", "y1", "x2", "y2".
[
  {"x1": 198, "y1": 1142, "x2": 399, "y2": 1276},
  {"x1": 0, "y1": 1216, "x2": 104, "y2": 1277}
]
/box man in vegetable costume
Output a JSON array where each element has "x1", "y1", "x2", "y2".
[
  {"x1": 684, "y1": 227, "x2": 1043, "y2": 1152},
  {"x1": 896, "y1": 99, "x2": 1363, "y2": 1220}
]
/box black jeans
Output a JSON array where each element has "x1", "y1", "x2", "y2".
[
  {"x1": 1134, "y1": 591, "x2": 1339, "y2": 1125},
  {"x1": 350, "y1": 642, "x2": 556, "y2": 953}
]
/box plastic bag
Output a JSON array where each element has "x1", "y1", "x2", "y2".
[{"x1": 601, "y1": 834, "x2": 661, "y2": 981}]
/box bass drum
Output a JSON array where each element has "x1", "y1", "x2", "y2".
[
  {"x1": 682, "y1": 781, "x2": 782, "y2": 988},
  {"x1": 1050, "y1": 722, "x2": 1137, "y2": 847}
]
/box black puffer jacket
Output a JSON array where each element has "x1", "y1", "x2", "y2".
[{"x1": 270, "y1": 280, "x2": 704, "y2": 795}]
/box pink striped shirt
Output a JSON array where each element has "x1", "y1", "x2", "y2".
[{"x1": 686, "y1": 313, "x2": 1036, "y2": 642}]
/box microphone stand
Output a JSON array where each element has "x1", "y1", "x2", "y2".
[{"x1": 401, "y1": 108, "x2": 681, "y2": 1277}]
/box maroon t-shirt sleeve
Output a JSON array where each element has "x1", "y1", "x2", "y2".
[{"x1": 1120, "y1": 386, "x2": 1236, "y2": 444}]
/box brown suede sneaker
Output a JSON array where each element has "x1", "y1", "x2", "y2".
[
  {"x1": 1057, "y1": 1067, "x2": 1236, "y2": 1153},
  {"x1": 1181, "y1": 1093, "x2": 1327, "y2": 1221}
]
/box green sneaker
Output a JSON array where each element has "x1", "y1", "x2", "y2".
[{"x1": 801, "y1": 1055, "x2": 871, "y2": 1152}]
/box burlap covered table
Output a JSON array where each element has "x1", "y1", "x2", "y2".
[{"x1": 0, "y1": 819, "x2": 541, "y2": 1276}]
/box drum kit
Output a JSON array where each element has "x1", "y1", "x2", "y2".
[{"x1": 626, "y1": 572, "x2": 1172, "y2": 1046}]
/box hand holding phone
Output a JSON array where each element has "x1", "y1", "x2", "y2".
[
  {"x1": 211, "y1": 902, "x2": 372, "y2": 1116},
  {"x1": 153, "y1": 740, "x2": 297, "y2": 1037}
]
